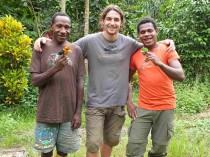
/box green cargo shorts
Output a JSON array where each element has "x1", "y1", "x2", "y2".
[
  {"x1": 85, "y1": 106, "x2": 126, "y2": 153},
  {"x1": 34, "y1": 122, "x2": 79, "y2": 154},
  {"x1": 126, "y1": 108, "x2": 174, "y2": 157}
]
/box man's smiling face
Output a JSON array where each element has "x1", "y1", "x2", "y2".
[{"x1": 138, "y1": 22, "x2": 158, "y2": 48}]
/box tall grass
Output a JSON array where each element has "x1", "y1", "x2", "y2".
[
  {"x1": 0, "y1": 76, "x2": 209, "y2": 156},
  {"x1": 1, "y1": 105, "x2": 209, "y2": 156}
]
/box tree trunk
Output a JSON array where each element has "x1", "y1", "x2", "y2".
[
  {"x1": 60, "y1": 0, "x2": 66, "y2": 13},
  {"x1": 84, "y1": 0, "x2": 89, "y2": 35},
  {"x1": 84, "y1": 0, "x2": 89, "y2": 73}
]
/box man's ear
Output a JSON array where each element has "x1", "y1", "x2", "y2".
[
  {"x1": 100, "y1": 19, "x2": 105, "y2": 28},
  {"x1": 156, "y1": 28, "x2": 159, "y2": 34},
  {"x1": 138, "y1": 37, "x2": 142, "y2": 42}
]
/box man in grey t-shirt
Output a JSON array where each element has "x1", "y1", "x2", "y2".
[{"x1": 34, "y1": 5, "x2": 175, "y2": 157}]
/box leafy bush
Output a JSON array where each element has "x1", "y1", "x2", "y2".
[
  {"x1": 158, "y1": 0, "x2": 210, "y2": 78},
  {"x1": 175, "y1": 84, "x2": 206, "y2": 114},
  {"x1": 0, "y1": 15, "x2": 32, "y2": 105},
  {"x1": 20, "y1": 83, "x2": 38, "y2": 108},
  {"x1": 175, "y1": 76, "x2": 209, "y2": 114}
]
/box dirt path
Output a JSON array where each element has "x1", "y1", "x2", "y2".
[{"x1": 0, "y1": 148, "x2": 26, "y2": 157}]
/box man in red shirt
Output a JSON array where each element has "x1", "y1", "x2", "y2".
[{"x1": 126, "y1": 17, "x2": 185, "y2": 157}]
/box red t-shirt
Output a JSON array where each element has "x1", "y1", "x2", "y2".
[{"x1": 130, "y1": 43, "x2": 180, "y2": 110}]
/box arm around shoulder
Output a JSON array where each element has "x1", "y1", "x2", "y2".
[
  {"x1": 34, "y1": 37, "x2": 51, "y2": 52},
  {"x1": 158, "y1": 39, "x2": 176, "y2": 52}
]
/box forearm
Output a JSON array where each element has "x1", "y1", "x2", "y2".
[
  {"x1": 158, "y1": 39, "x2": 175, "y2": 51},
  {"x1": 31, "y1": 67, "x2": 58, "y2": 87},
  {"x1": 159, "y1": 63, "x2": 185, "y2": 81},
  {"x1": 127, "y1": 69, "x2": 135, "y2": 103},
  {"x1": 75, "y1": 76, "x2": 84, "y2": 114},
  {"x1": 126, "y1": 81, "x2": 137, "y2": 119},
  {"x1": 127, "y1": 82, "x2": 133, "y2": 104}
]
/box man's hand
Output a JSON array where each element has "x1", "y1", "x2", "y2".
[
  {"x1": 145, "y1": 52, "x2": 163, "y2": 67},
  {"x1": 127, "y1": 101, "x2": 137, "y2": 120},
  {"x1": 159, "y1": 39, "x2": 176, "y2": 52},
  {"x1": 34, "y1": 37, "x2": 51, "y2": 52},
  {"x1": 71, "y1": 112, "x2": 81, "y2": 129},
  {"x1": 53, "y1": 55, "x2": 68, "y2": 72}
]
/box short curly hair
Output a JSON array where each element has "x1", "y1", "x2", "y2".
[
  {"x1": 51, "y1": 12, "x2": 71, "y2": 24},
  {"x1": 137, "y1": 17, "x2": 157, "y2": 34}
]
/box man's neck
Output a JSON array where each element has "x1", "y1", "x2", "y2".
[
  {"x1": 102, "y1": 31, "x2": 118, "y2": 42},
  {"x1": 147, "y1": 42, "x2": 158, "y2": 51},
  {"x1": 51, "y1": 39, "x2": 68, "y2": 46}
]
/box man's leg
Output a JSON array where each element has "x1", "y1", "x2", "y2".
[
  {"x1": 34, "y1": 123, "x2": 58, "y2": 157},
  {"x1": 102, "y1": 106, "x2": 126, "y2": 157},
  {"x1": 56, "y1": 151, "x2": 67, "y2": 157},
  {"x1": 150, "y1": 109, "x2": 175, "y2": 157},
  {"x1": 56, "y1": 122, "x2": 80, "y2": 155},
  {"x1": 148, "y1": 148, "x2": 167, "y2": 157},
  {"x1": 100, "y1": 143, "x2": 112, "y2": 157},
  {"x1": 41, "y1": 151, "x2": 53, "y2": 157},
  {"x1": 86, "y1": 150, "x2": 99, "y2": 157},
  {"x1": 85, "y1": 107, "x2": 106, "y2": 157},
  {"x1": 126, "y1": 108, "x2": 153, "y2": 157}
]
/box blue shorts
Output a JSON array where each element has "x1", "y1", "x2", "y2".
[{"x1": 34, "y1": 122, "x2": 79, "y2": 153}]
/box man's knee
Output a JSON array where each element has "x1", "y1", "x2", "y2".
[
  {"x1": 104, "y1": 134, "x2": 120, "y2": 147},
  {"x1": 86, "y1": 138, "x2": 102, "y2": 153},
  {"x1": 86, "y1": 144, "x2": 100, "y2": 153}
]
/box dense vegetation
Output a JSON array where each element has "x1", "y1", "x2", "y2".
[
  {"x1": 0, "y1": 0, "x2": 209, "y2": 156},
  {"x1": 0, "y1": 15, "x2": 32, "y2": 105},
  {"x1": 1, "y1": 0, "x2": 209, "y2": 77}
]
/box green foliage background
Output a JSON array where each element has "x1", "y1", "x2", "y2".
[
  {"x1": 1, "y1": 0, "x2": 209, "y2": 78},
  {"x1": 0, "y1": 0, "x2": 209, "y2": 109}
]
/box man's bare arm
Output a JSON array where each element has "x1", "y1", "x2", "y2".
[
  {"x1": 159, "y1": 59, "x2": 185, "y2": 81},
  {"x1": 158, "y1": 39, "x2": 176, "y2": 52},
  {"x1": 71, "y1": 75, "x2": 84, "y2": 129},
  {"x1": 34, "y1": 37, "x2": 51, "y2": 52},
  {"x1": 145, "y1": 52, "x2": 185, "y2": 82},
  {"x1": 127, "y1": 69, "x2": 137, "y2": 120}
]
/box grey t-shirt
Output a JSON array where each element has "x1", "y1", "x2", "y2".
[{"x1": 75, "y1": 32, "x2": 143, "y2": 108}]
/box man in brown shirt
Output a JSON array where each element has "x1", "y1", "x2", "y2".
[{"x1": 29, "y1": 12, "x2": 85, "y2": 157}]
